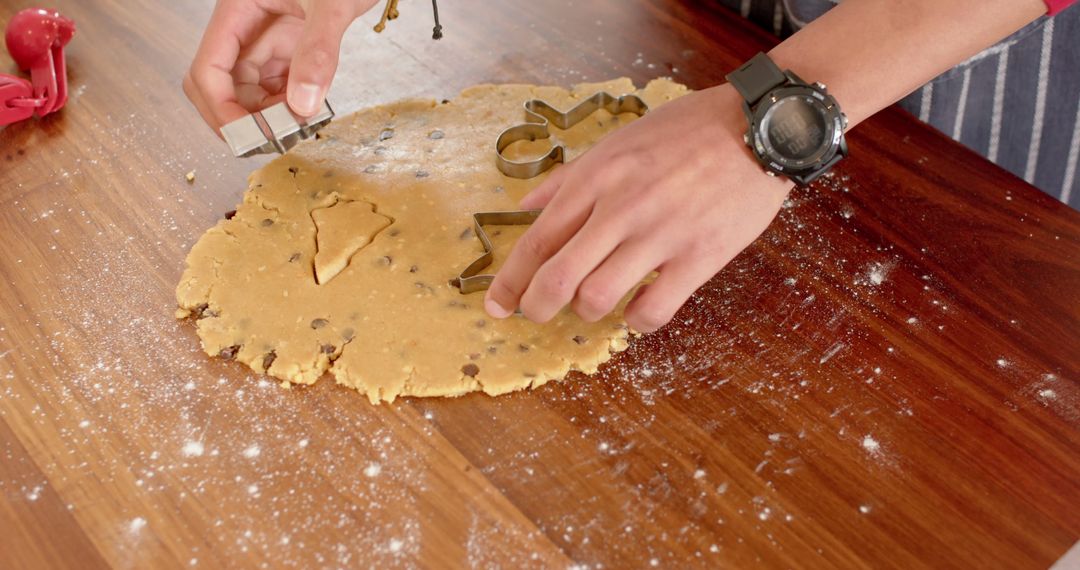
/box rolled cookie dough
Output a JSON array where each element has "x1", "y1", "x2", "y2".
[{"x1": 176, "y1": 78, "x2": 690, "y2": 403}]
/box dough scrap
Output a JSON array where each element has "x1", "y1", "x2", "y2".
[{"x1": 176, "y1": 78, "x2": 691, "y2": 403}]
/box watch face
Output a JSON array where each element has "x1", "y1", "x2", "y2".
[{"x1": 756, "y1": 93, "x2": 836, "y2": 169}]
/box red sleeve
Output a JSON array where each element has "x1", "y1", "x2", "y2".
[{"x1": 1045, "y1": 0, "x2": 1076, "y2": 15}]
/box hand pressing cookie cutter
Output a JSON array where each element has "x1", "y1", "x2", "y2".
[
  {"x1": 450, "y1": 210, "x2": 542, "y2": 294},
  {"x1": 451, "y1": 92, "x2": 650, "y2": 294},
  {"x1": 220, "y1": 100, "x2": 334, "y2": 157},
  {"x1": 495, "y1": 91, "x2": 649, "y2": 179}
]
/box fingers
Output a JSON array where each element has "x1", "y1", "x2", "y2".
[
  {"x1": 287, "y1": 0, "x2": 357, "y2": 116},
  {"x1": 624, "y1": 258, "x2": 718, "y2": 333},
  {"x1": 517, "y1": 213, "x2": 627, "y2": 323},
  {"x1": 571, "y1": 239, "x2": 664, "y2": 322},
  {"x1": 187, "y1": 0, "x2": 259, "y2": 131},
  {"x1": 484, "y1": 188, "x2": 595, "y2": 319},
  {"x1": 183, "y1": 72, "x2": 223, "y2": 138},
  {"x1": 519, "y1": 164, "x2": 569, "y2": 209}
]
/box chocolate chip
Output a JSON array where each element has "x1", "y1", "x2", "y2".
[
  {"x1": 219, "y1": 345, "x2": 240, "y2": 360},
  {"x1": 429, "y1": 130, "x2": 445, "y2": 140},
  {"x1": 16, "y1": 149, "x2": 25, "y2": 156},
  {"x1": 573, "y1": 335, "x2": 587, "y2": 345},
  {"x1": 321, "y1": 344, "x2": 336, "y2": 354},
  {"x1": 288, "y1": 253, "x2": 302, "y2": 263},
  {"x1": 440, "y1": 99, "x2": 450, "y2": 105},
  {"x1": 459, "y1": 227, "x2": 473, "y2": 239},
  {"x1": 416, "y1": 170, "x2": 429, "y2": 178},
  {"x1": 518, "y1": 343, "x2": 530, "y2": 353},
  {"x1": 389, "y1": 228, "x2": 400, "y2": 237},
  {"x1": 378, "y1": 128, "x2": 395, "y2": 141},
  {"x1": 409, "y1": 265, "x2": 419, "y2": 273},
  {"x1": 288, "y1": 166, "x2": 299, "y2": 176},
  {"x1": 311, "y1": 318, "x2": 329, "y2": 329},
  {"x1": 224, "y1": 210, "x2": 237, "y2": 220},
  {"x1": 261, "y1": 218, "x2": 274, "y2": 226},
  {"x1": 262, "y1": 352, "x2": 277, "y2": 370},
  {"x1": 462, "y1": 363, "x2": 480, "y2": 377},
  {"x1": 191, "y1": 304, "x2": 219, "y2": 320}
]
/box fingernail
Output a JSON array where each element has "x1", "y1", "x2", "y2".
[
  {"x1": 289, "y1": 82, "x2": 322, "y2": 116},
  {"x1": 485, "y1": 296, "x2": 513, "y2": 319}
]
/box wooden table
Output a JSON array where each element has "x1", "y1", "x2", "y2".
[{"x1": 1, "y1": 1, "x2": 1078, "y2": 568}]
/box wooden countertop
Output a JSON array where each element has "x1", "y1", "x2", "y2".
[{"x1": 1, "y1": 0, "x2": 1078, "y2": 568}]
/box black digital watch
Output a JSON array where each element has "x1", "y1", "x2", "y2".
[{"x1": 725, "y1": 52, "x2": 848, "y2": 186}]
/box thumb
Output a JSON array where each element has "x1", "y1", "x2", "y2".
[{"x1": 287, "y1": 1, "x2": 356, "y2": 116}]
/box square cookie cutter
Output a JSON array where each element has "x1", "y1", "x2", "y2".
[{"x1": 220, "y1": 100, "x2": 335, "y2": 157}]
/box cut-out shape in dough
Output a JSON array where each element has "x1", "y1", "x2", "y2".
[
  {"x1": 176, "y1": 78, "x2": 682, "y2": 403},
  {"x1": 312, "y1": 199, "x2": 393, "y2": 284}
]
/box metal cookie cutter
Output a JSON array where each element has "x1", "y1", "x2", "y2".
[
  {"x1": 450, "y1": 210, "x2": 542, "y2": 294},
  {"x1": 220, "y1": 100, "x2": 335, "y2": 157},
  {"x1": 495, "y1": 91, "x2": 649, "y2": 179}
]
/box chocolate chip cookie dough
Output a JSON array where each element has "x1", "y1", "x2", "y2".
[{"x1": 176, "y1": 78, "x2": 690, "y2": 403}]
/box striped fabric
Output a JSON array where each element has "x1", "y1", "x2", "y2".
[{"x1": 715, "y1": 1, "x2": 1080, "y2": 209}]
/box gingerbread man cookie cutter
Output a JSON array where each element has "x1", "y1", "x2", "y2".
[{"x1": 494, "y1": 91, "x2": 649, "y2": 179}]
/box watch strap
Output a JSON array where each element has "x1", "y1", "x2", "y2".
[{"x1": 725, "y1": 52, "x2": 788, "y2": 106}]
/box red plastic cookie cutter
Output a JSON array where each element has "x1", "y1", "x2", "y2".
[{"x1": 1, "y1": 8, "x2": 75, "y2": 126}]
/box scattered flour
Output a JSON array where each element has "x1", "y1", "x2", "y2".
[
  {"x1": 182, "y1": 441, "x2": 205, "y2": 457},
  {"x1": 129, "y1": 517, "x2": 147, "y2": 533}
]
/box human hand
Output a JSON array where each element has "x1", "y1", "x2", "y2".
[
  {"x1": 484, "y1": 84, "x2": 793, "y2": 333},
  {"x1": 183, "y1": 0, "x2": 378, "y2": 134}
]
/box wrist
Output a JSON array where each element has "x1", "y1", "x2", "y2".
[{"x1": 703, "y1": 83, "x2": 795, "y2": 195}]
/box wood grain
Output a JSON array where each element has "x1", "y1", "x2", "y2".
[{"x1": 1, "y1": 0, "x2": 1078, "y2": 568}]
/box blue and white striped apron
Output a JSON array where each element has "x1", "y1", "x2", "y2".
[{"x1": 715, "y1": 0, "x2": 1080, "y2": 209}]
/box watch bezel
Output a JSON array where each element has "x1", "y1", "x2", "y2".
[{"x1": 744, "y1": 83, "x2": 846, "y2": 185}]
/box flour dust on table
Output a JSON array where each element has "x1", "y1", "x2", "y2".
[{"x1": 176, "y1": 78, "x2": 692, "y2": 403}]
